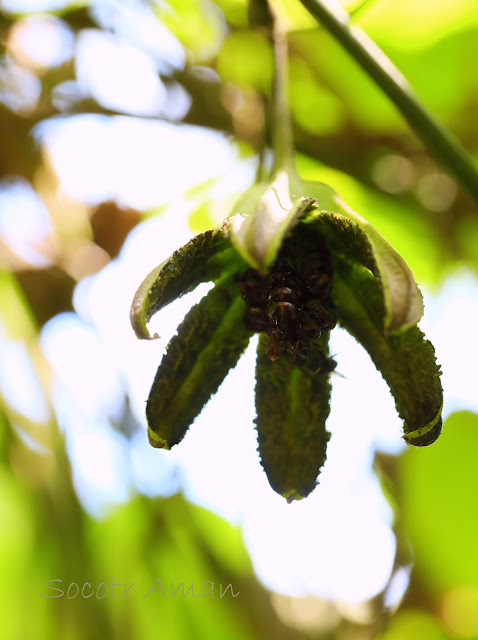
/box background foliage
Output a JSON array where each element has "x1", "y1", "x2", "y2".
[{"x1": 1, "y1": 0, "x2": 478, "y2": 638}]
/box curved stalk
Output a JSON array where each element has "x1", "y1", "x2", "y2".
[
  {"x1": 298, "y1": 0, "x2": 478, "y2": 206},
  {"x1": 270, "y1": 16, "x2": 297, "y2": 177}
]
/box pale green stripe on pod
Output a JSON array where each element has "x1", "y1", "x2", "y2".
[
  {"x1": 332, "y1": 258, "x2": 442, "y2": 447},
  {"x1": 254, "y1": 334, "x2": 332, "y2": 502},
  {"x1": 147, "y1": 275, "x2": 251, "y2": 449}
]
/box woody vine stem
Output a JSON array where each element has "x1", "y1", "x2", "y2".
[{"x1": 297, "y1": 0, "x2": 478, "y2": 206}]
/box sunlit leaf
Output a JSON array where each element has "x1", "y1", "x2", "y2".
[
  {"x1": 399, "y1": 411, "x2": 478, "y2": 595},
  {"x1": 154, "y1": 0, "x2": 226, "y2": 62},
  {"x1": 376, "y1": 609, "x2": 449, "y2": 640},
  {"x1": 216, "y1": 30, "x2": 273, "y2": 92},
  {"x1": 289, "y1": 56, "x2": 345, "y2": 135}
]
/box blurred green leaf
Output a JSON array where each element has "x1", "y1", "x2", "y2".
[
  {"x1": 212, "y1": 0, "x2": 248, "y2": 27},
  {"x1": 188, "y1": 200, "x2": 218, "y2": 233},
  {"x1": 154, "y1": 0, "x2": 226, "y2": 62},
  {"x1": 294, "y1": 29, "x2": 406, "y2": 135},
  {"x1": 0, "y1": 270, "x2": 37, "y2": 340},
  {"x1": 289, "y1": 56, "x2": 345, "y2": 136},
  {"x1": 399, "y1": 411, "x2": 478, "y2": 595},
  {"x1": 360, "y1": 0, "x2": 478, "y2": 51},
  {"x1": 216, "y1": 30, "x2": 273, "y2": 92},
  {"x1": 376, "y1": 609, "x2": 451, "y2": 640}
]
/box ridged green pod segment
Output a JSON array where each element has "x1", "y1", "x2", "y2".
[
  {"x1": 147, "y1": 274, "x2": 252, "y2": 449},
  {"x1": 301, "y1": 200, "x2": 423, "y2": 333},
  {"x1": 130, "y1": 223, "x2": 239, "y2": 339},
  {"x1": 254, "y1": 334, "x2": 332, "y2": 502},
  {"x1": 332, "y1": 257, "x2": 442, "y2": 446}
]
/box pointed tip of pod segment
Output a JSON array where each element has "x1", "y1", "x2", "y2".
[
  {"x1": 282, "y1": 489, "x2": 308, "y2": 504},
  {"x1": 148, "y1": 428, "x2": 170, "y2": 450},
  {"x1": 403, "y1": 417, "x2": 443, "y2": 447}
]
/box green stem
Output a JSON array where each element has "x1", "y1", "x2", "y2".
[
  {"x1": 270, "y1": 11, "x2": 297, "y2": 177},
  {"x1": 298, "y1": 0, "x2": 478, "y2": 205}
]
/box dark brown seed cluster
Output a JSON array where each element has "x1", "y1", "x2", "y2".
[{"x1": 239, "y1": 229, "x2": 337, "y2": 374}]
